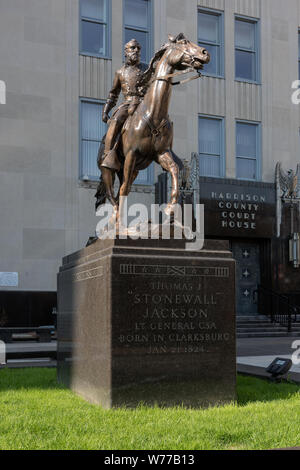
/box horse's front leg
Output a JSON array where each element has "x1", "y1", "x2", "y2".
[{"x1": 157, "y1": 150, "x2": 179, "y2": 216}]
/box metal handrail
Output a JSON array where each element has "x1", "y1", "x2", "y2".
[{"x1": 256, "y1": 285, "x2": 300, "y2": 332}]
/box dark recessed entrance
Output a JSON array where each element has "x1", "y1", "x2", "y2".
[
  {"x1": 232, "y1": 241, "x2": 261, "y2": 315},
  {"x1": 0, "y1": 291, "x2": 57, "y2": 327}
]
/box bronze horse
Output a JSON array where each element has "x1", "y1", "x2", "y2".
[{"x1": 95, "y1": 33, "x2": 210, "y2": 227}]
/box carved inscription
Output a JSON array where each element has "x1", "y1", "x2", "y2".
[
  {"x1": 117, "y1": 268, "x2": 232, "y2": 355},
  {"x1": 72, "y1": 266, "x2": 103, "y2": 282},
  {"x1": 120, "y1": 264, "x2": 229, "y2": 278}
]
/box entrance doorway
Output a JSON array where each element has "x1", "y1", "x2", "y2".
[{"x1": 232, "y1": 241, "x2": 261, "y2": 315}]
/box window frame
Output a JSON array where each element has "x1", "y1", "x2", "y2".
[
  {"x1": 79, "y1": 98, "x2": 106, "y2": 182},
  {"x1": 80, "y1": 0, "x2": 111, "y2": 59},
  {"x1": 198, "y1": 7, "x2": 225, "y2": 79},
  {"x1": 236, "y1": 119, "x2": 261, "y2": 182},
  {"x1": 235, "y1": 15, "x2": 260, "y2": 84},
  {"x1": 123, "y1": 0, "x2": 153, "y2": 65},
  {"x1": 198, "y1": 114, "x2": 226, "y2": 178}
]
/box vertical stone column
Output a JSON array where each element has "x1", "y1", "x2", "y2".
[
  {"x1": 165, "y1": 0, "x2": 199, "y2": 160},
  {"x1": 224, "y1": 0, "x2": 236, "y2": 179}
]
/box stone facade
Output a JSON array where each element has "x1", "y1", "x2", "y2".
[{"x1": 0, "y1": 0, "x2": 300, "y2": 300}]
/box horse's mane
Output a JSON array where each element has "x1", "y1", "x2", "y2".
[
  {"x1": 141, "y1": 44, "x2": 169, "y2": 85},
  {"x1": 140, "y1": 33, "x2": 187, "y2": 86}
]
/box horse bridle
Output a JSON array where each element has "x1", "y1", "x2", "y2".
[{"x1": 151, "y1": 46, "x2": 205, "y2": 86}]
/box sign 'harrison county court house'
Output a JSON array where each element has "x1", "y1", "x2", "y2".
[{"x1": 211, "y1": 190, "x2": 270, "y2": 231}]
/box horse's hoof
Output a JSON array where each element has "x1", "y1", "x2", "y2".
[
  {"x1": 108, "y1": 211, "x2": 119, "y2": 230},
  {"x1": 164, "y1": 204, "x2": 176, "y2": 216}
]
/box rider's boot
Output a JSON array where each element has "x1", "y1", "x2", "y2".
[{"x1": 101, "y1": 119, "x2": 121, "y2": 171}]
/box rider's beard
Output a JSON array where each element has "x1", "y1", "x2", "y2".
[{"x1": 125, "y1": 52, "x2": 140, "y2": 65}]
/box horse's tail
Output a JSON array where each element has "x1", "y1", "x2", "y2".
[
  {"x1": 97, "y1": 135, "x2": 106, "y2": 170},
  {"x1": 95, "y1": 135, "x2": 107, "y2": 211},
  {"x1": 95, "y1": 176, "x2": 107, "y2": 211}
]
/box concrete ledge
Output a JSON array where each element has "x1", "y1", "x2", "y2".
[{"x1": 237, "y1": 355, "x2": 300, "y2": 384}]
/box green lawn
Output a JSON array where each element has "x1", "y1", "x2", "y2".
[{"x1": 0, "y1": 368, "x2": 299, "y2": 450}]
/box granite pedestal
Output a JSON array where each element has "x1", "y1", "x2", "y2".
[{"x1": 57, "y1": 237, "x2": 236, "y2": 408}]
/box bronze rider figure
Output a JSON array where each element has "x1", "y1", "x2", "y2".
[{"x1": 101, "y1": 39, "x2": 148, "y2": 171}]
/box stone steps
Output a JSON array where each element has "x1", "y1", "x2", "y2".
[
  {"x1": 237, "y1": 327, "x2": 298, "y2": 333},
  {"x1": 238, "y1": 331, "x2": 300, "y2": 338},
  {"x1": 237, "y1": 323, "x2": 300, "y2": 328},
  {"x1": 237, "y1": 315, "x2": 300, "y2": 338},
  {"x1": 237, "y1": 315, "x2": 269, "y2": 321},
  {"x1": 238, "y1": 323, "x2": 272, "y2": 326}
]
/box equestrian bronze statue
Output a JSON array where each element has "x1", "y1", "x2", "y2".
[{"x1": 95, "y1": 33, "x2": 210, "y2": 228}]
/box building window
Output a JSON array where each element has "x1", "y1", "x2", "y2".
[
  {"x1": 134, "y1": 165, "x2": 154, "y2": 185},
  {"x1": 124, "y1": 0, "x2": 152, "y2": 64},
  {"x1": 198, "y1": 8, "x2": 224, "y2": 78},
  {"x1": 80, "y1": 100, "x2": 153, "y2": 184},
  {"x1": 236, "y1": 121, "x2": 261, "y2": 181},
  {"x1": 80, "y1": 100, "x2": 106, "y2": 181},
  {"x1": 199, "y1": 116, "x2": 225, "y2": 178},
  {"x1": 80, "y1": 0, "x2": 110, "y2": 57},
  {"x1": 235, "y1": 16, "x2": 260, "y2": 83}
]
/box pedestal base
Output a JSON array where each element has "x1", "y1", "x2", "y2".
[{"x1": 57, "y1": 238, "x2": 236, "y2": 408}]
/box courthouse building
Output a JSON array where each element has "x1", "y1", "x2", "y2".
[{"x1": 1, "y1": 0, "x2": 300, "y2": 326}]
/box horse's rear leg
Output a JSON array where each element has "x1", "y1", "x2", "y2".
[
  {"x1": 100, "y1": 167, "x2": 119, "y2": 228},
  {"x1": 157, "y1": 150, "x2": 179, "y2": 215},
  {"x1": 115, "y1": 169, "x2": 138, "y2": 203},
  {"x1": 100, "y1": 167, "x2": 117, "y2": 207},
  {"x1": 118, "y1": 150, "x2": 137, "y2": 226},
  {"x1": 130, "y1": 169, "x2": 139, "y2": 185}
]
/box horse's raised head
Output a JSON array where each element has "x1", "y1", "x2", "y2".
[{"x1": 168, "y1": 33, "x2": 210, "y2": 71}]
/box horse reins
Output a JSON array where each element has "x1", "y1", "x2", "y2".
[
  {"x1": 150, "y1": 66, "x2": 202, "y2": 86},
  {"x1": 143, "y1": 48, "x2": 203, "y2": 138}
]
